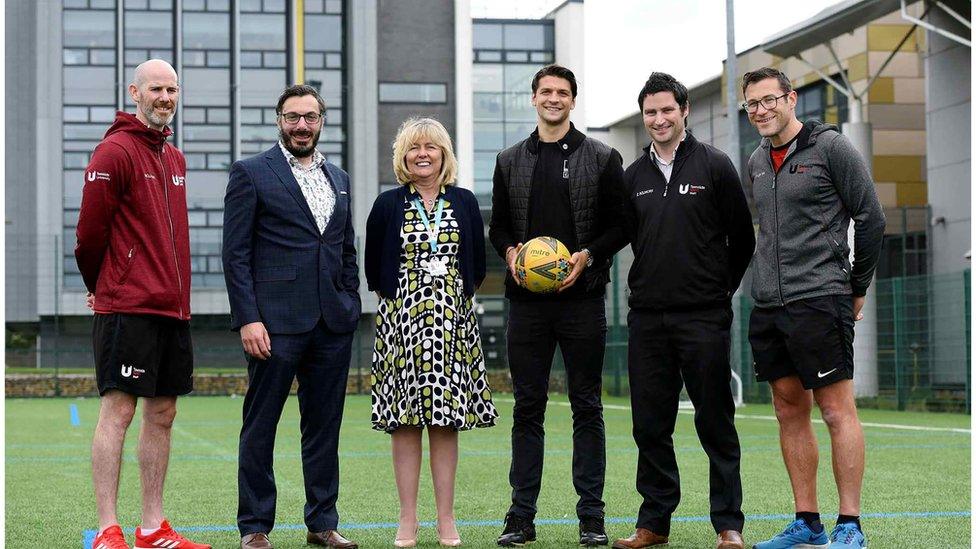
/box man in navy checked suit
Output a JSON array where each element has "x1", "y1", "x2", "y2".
[{"x1": 223, "y1": 84, "x2": 361, "y2": 549}]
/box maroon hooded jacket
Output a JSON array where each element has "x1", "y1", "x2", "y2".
[{"x1": 75, "y1": 111, "x2": 191, "y2": 320}]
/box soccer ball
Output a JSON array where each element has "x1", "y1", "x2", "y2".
[{"x1": 515, "y1": 236, "x2": 572, "y2": 294}]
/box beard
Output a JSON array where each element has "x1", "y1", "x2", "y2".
[
  {"x1": 279, "y1": 126, "x2": 321, "y2": 158},
  {"x1": 141, "y1": 101, "x2": 175, "y2": 128}
]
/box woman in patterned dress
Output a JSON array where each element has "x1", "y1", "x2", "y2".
[{"x1": 365, "y1": 117, "x2": 497, "y2": 547}]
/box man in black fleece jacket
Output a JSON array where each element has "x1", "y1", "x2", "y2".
[{"x1": 614, "y1": 73, "x2": 754, "y2": 549}]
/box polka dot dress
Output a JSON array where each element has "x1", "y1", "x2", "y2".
[{"x1": 371, "y1": 189, "x2": 498, "y2": 433}]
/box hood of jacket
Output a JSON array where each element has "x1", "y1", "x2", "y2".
[
  {"x1": 104, "y1": 111, "x2": 173, "y2": 151},
  {"x1": 758, "y1": 119, "x2": 835, "y2": 154}
]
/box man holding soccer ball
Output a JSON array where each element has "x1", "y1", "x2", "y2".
[{"x1": 488, "y1": 64, "x2": 626, "y2": 547}]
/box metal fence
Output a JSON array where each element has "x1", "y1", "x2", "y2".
[{"x1": 5, "y1": 232, "x2": 971, "y2": 413}]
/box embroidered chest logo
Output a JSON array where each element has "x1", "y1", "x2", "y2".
[
  {"x1": 788, "y1": 163, "x2": 809, "y2": 174},
  {"x1": 144, "y1": 173, "x2": 156, "y2": 180},
  {"x1": 171, "y1": 175, "x2": 186, "y2": 186},
  {"x1": 86, "y1": 171, "x2": 110, "y2": 182},
  {"x1": 636, "y1": 188, "x2": 654, "y2": 198},
  {"x1": 679, "y1": 183, "x2": 706, "y2": 195}
]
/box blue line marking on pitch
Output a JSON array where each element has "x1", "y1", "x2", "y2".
[
  {"x1": 69, "y1": 404, "x2": 81, "y2": 426},
  {"x1": 80, "y1": 511, "x2": 970, "y2": 548}
]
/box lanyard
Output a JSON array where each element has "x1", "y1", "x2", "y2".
[{"x1": 413, "y1": 197, "x2": 444, "y2": 253}]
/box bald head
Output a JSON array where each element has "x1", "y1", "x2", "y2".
[
  {"x1": 132, "y1": 58, "x2": 178, "y2": 88},
  {"x1": 129, "y1": 59, "x2": 180, "y2": 131}
]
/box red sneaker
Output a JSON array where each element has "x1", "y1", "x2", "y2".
[
  {"x1": 92, "y1": 525, "x2": 130, "y2": 549},
  {"x1": 134, "y1": 519, "x2": 211, "y2": 549}
]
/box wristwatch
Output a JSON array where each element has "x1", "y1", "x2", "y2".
[{"x1": 580, "y1": 248, "x2": 594, "y2": 267}]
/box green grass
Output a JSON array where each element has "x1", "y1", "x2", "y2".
[{"x1": 5, "y1": 395, "x2": 970, "y2": 548}]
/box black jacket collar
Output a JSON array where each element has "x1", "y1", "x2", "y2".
[
  {"x1": 527, "y1": 122, "x2": 585, "y2": 155},
  {"x1": 641, "y1": 129, "x2": 701, "y2": 162}
]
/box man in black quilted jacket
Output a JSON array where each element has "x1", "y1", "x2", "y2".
[{"x1": 488, "y1": 64, "x2": 626, "y2": 548}]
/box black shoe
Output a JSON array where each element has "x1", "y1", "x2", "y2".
[
  {"x1": 579, "y1": 516, "x2": 609, "y2": 547},
  {"x1": 497, "y1": 513, "x2": 536, "y2": 547}
]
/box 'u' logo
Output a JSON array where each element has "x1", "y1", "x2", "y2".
[
  {"x1": 87, "y1": 172, "x2": 96, "y2": 182},
  {"x1": 679, "y1": 183, "x2": 689, "y2": 194},
  {"x1": 121, "y1": 364, "x2": 132, "y2": 377}
]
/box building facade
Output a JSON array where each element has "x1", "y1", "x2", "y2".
[{"x1": 5, "y1": 0, "x2": 584, "y2": 358}]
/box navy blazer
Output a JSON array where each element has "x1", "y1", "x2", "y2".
[
  {"x1": 222, "y1": 145, "x2": 361, "y2": 334},
  {"x1": 365, "y1": 185, "x2": 486, "y2": 300}
]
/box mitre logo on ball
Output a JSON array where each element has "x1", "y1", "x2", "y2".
[{"x1": 514, "y1": 236, "x2": 572, "y2": 294}]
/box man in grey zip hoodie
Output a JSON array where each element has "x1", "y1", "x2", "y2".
[{"x1": 742, "y1": 68, "x2": 885, "y2": 549}]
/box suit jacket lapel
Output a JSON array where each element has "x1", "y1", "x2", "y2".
[
  {"x1": 265, "y1": 146, "x2": 318, "y2": 232},
  {"x1": 320, "y1": 163, "x2": 343, "y2": 234}
]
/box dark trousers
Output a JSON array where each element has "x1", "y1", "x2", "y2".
[
  {"x1": 237, "y1": 319, "x2": 354, "y2": 536},
  {"x1": 506, "y1": 297, "x2": 607, "y2": 519},
  {"x1": 627, "y1": 308, "x2": 744, "y2": 536}
]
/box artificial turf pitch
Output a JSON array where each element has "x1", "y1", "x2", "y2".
[{"x1": 5, "y1": 394, "x2": 971, "y2": 548}]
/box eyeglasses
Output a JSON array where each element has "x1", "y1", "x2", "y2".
[
  {"x1": 741, "y1": 93, "x2": 789, "y2": 113},
  {"x1": 279, "y1": 111, "x2": 323, "y2": 125}
]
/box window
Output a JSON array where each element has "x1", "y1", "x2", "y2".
[
  {"x1": 59, "y1": 0, "x2": 348, "y2": 289},
  {"x1": 379, "y1": 83, "x2": 447, "y2": 104}
]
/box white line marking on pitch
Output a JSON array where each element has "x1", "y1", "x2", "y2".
[{"x1": 492, "y1": 399, "x2": 971, "y2": 434}]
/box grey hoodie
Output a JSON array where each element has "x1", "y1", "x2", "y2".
[{"x1": 747, "y1": 120, "x2": 886, "y2": 308}]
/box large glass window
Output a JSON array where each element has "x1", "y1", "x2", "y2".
[
  {"x1": 303, "y1": 0, "x2": 345, "y2": 168},
  {"x1": 182, "y1": 1, "x2": 231, "y2": 174},
  {"x1": 61, "y1": 0, "x2": 347, "y2": 290},
  {"x1": 471, "y1": 20, "x2": 554, "y2": 197},
  {"x1": 63, "y1": 0, "x2": 118, "y2": 290},
  {"x1": 239, "y1": 2, "x2": 286, "y2": 157},
  {"x1": 379, "y1": 83, "x2": 447, "y2": 104},
  {"x1": 472, "y1": 19, "x2": 556, "y2": 301}
]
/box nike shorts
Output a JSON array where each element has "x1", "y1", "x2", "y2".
[
  {"x1": 92, "y1": 313, "x2": 194, "y2": 397},
  {"x1": 748, "y1": 295, "x2": 855, "y2": 390}
]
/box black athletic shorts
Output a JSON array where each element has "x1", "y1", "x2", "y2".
[
  {"x1": 92, "y1": 313, "x2": 194, "y2": 397},
  {"x1": 748, "y1": 295, "x2": 855, "y2": 390}
]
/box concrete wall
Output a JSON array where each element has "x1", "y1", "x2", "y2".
[
  {"x1": 924, "y1": 1, "x2": 971, "y2": 386},
  {"x1": 5, "y1": 1, "x2": 39, "y2": 322},
  {"x1": 548, "y1": 0, "x2": 586, "y2": 129},
  {"x1": 376, "y1": 0, "x2": 457, "y2": 188},
  {"x1": 925, "y1": 3, "x2": 971, "y2": 274}
]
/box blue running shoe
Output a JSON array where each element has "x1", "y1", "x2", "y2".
[
  {"x1": 828, "y1": 523, "x2": 867, "y2": 548},
  {"x1": 753, "y1": 519, "x2": 829, "y2": 549}
]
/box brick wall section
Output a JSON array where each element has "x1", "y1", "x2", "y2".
[{"x1": 5, "y1": 371, "x2": 528, "y2": 398}]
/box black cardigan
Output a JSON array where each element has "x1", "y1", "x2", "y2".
[{"x1": 365, "y1": 184, "x2": 486, "y2": 299}]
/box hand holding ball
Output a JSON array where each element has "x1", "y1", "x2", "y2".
[{"x1": 514, "y1": 236, "x2": 572, "y2": 294}]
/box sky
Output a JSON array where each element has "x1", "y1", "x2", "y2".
[{"x1": 471, "y1": 0, "x2": 845, "y2": 127}]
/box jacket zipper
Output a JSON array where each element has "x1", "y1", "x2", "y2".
[
  {"x1": 118, "y1": 247, "x2": 136, "y2": 284},
  {"x1": 158, "y1": 148, "x2": 185, "y2": 319},
  {"x1": 769, "y1": 140, "x2": 811, "y2": 306},
  {"x1": 771, "y1": 172, "x2": 784, "y2": 305}
]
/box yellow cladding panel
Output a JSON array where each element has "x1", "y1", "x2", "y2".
[
  {"x1": 894, "y1": 77, "x2": 926, "y2": 103},
  {"x1": 873, "y1": 155, "x2": 924, "y2": 181},
  {"x1": 868, "y1": 77, "x2": 895, "y2": 103},
  {"x1": 868, "y1": 51, "x2": 922, "y2": 78},
  {"x1": 896, "y1": 181, "x2": 927, "y2": 206},
  {"x1": 874, "y1": 182, "x2": 898, "y2": 208},
  {"x1": 847, "y1": 53, "x2": 868, "y2": 82},
  {"x1": 873, "y1": 130, "x2": 927, "y2": 156},
  {"x1": 868, "y1": 25, "x2": 920, "y2": 52}
]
